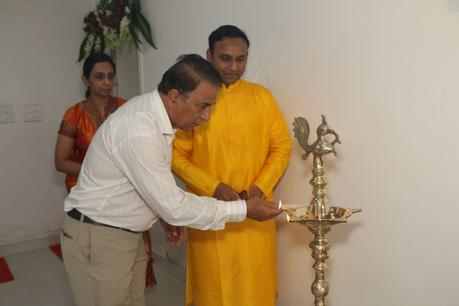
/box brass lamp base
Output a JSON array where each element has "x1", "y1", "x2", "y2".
[{"x1": 286, "y1": 207, "x2": 361, "y2": 306}]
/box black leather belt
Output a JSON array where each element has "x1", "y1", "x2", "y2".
[{"x1": 67, "y1": 208, "x2": 140, "y2": 234}]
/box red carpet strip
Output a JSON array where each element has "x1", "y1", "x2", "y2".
[
  {"x1": 0, "y1": 257, "x2": 14, "y2": 283},
  {"x1": 49, "y1": 244, "x2": 63, "y2": 261}
]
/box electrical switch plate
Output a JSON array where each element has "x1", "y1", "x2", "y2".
[
  {"x1": 0, "y1": 104, "x2": 14, "y2": 124},
  {"x1": 24, "y1": 104, "x2": 43, "y2": 122}
]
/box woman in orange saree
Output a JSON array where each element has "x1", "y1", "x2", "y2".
[{"x1": 54, "y1": 52, "x2": 156, "y2": 288}]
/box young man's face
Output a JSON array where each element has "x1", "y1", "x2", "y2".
[
  {"x1": 207, "y1": 37, "x2": 248, "y2": 87},
  {"x1": 171, "y1": 80, "x2": 218, "y2": 130}
]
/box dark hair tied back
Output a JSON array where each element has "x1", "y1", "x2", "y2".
[{"x1": 82, "y1": 52, "x2": 116, "y2": 98}]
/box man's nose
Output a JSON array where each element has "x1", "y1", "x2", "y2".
[
  {"x1": 229, "y1": 60, "x2": 238, "y2": 71},
  {"x1": 201, "y1": 107, "x2": 211, "y2": 121}
]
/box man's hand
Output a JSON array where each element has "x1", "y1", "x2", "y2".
[
  {"x1": 248, "y1": 185, "x2": 264, "y2": 199},
  {"x1": 159, "y1": 219, "x2": 184, "y2": 245},
  {"x1": 246, "y1": 197, "x2": 281, "y2": 221},
  {"x1": 213, "y1": 182, "x2": 241, "y2": 201}
]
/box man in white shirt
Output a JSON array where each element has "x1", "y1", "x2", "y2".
[{"x1": 61, "y1": 54, "x2": 281, "y2": 306}]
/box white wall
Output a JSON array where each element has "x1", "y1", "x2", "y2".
[
  {"x1": 140, "y1": 1, "x2": 459, "y2": 305},
  {"x1": 0, "y1": 0, "x2": 139, "y2": 251},
  {"x1": 116, "y1": 50, "x2": 140, "y2": 100}
]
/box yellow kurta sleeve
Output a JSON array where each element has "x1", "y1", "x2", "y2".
[
  {"x1": 172, "y1": 129, "x2": 221, "y2": 197},
  {"x1": 252, "y1": 89, "x2": 292, "y2": 197}
]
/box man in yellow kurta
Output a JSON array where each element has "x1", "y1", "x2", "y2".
[{"x1": 172, "y1": 25, "x2": 292, "y2": 306}]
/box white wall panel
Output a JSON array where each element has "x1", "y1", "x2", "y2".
[{"x1": 140, "y1": 1, "x2": 459, "y2": 305}]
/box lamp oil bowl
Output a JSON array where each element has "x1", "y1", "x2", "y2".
[
  {"x1": 286, "y1": 206, "x2": 361, "y2": 224},
  {"x1": 289, "y1": 115, "x2": 361, "y2": 306}
]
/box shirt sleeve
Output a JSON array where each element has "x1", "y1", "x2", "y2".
[
  {"x1": 253, "y1": 90, "x2": 292, "y2": 197},
  {"x1": 112, "y1": 133, "x2": 246, "y2": 230},
  {"x1": 172, "y1": 129, "x2": 221, "y2": 196},
  {"x1": 58, "y1": 106, "x2": 77, "y2": 138}
]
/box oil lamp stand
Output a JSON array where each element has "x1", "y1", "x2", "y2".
[{"x1": 287, "y1": 115, "x2": 361, "y2": 305}]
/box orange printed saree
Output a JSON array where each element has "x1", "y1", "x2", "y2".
[{"x1": 57, "y1": 97, "x2": 126, "y2": 191}]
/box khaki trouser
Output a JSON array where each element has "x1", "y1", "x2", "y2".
[{"x1": 61, "y1": 215, "x2": 148, "y2": 306}]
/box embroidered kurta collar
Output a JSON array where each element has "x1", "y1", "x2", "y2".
[{"x1": 221, "y1": 79, "x2": 243, "y2": 92}]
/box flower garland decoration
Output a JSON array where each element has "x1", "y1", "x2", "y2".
[{"x1": 78, "y1": 0, "x2": 155, "y2": 61}]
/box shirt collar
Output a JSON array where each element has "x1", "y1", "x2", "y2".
[{"x1": 151, "y1": 89, "x2": 175, "y2": 136}]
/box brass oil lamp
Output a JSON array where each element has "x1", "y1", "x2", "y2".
[{"x1": 281, "y1": 115, "x2": 361, "y2": 306}]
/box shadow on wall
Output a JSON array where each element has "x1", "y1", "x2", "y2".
[{"x1": 448, "y1": 0, "x2": 459, "y2": 10}]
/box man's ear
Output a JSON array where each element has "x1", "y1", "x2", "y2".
[
  {"x1": 206, "y1": 49, "x2": 212, "y2": 61},
  {"x1": 164, "y1": 88, "x2": 181, "y2": 108}
]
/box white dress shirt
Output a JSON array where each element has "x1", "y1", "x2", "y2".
[{"x1": 64, "y1": 90, "x2": 246, "y2": 231}]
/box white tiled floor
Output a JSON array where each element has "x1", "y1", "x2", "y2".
[{"x1": 0, "y1": 247, "x2": 185, "y2": 306}]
